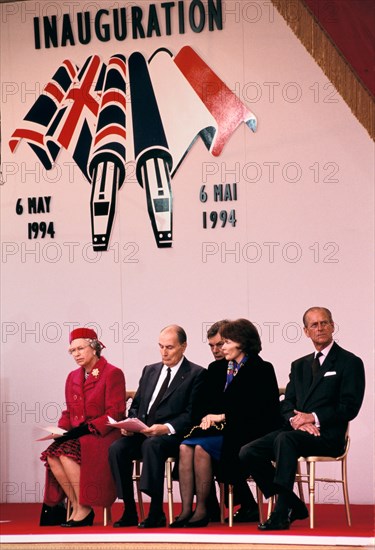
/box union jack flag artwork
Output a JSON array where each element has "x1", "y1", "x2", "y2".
[{"x1": 10, "y1": 46, "x2": 257, "y2": 250}]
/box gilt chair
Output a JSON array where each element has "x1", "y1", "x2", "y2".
[
  {"x1": 295, "y1": 429, "x2": 351, "y2": 529},
  {"x1": 132, "y1": 457, "x2": 176, "y2": 524}
]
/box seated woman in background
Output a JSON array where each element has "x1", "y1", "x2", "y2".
[
  {"x1": 171, "y1": 318, "x2": 281, "y2": 528},
  {"x1": 40, "y1": 328, "x2": 126, "y2": 527}
]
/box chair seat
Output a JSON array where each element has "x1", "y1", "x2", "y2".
[{"x1": 300, "y1": 454, "x2": 345, "y2": 462}]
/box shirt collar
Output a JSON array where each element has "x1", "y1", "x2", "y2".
[{"x1": 317, "y1": 340, "x2": 334, "y2": 360}]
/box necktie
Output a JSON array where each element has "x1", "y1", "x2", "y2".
[
  {"x1": 147, "y1": 367, "x2": 171, "y2": 426},
  {"x1": 311, "y1": 352, "x2": 323, "y2": 381}
]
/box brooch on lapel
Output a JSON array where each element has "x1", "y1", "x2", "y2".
[
  {"x1": 91, "y1": 368, "x2": 100, "y2": 378},
  {"x1": 227, "y1": 362, "x2": 239, "y2": 377}
]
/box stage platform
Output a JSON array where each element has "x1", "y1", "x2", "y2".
[{"x1": 1, "y1": 502, "x2": 374, "y2": 550}]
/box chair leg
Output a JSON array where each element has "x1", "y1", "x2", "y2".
[
  {"x1": 166, "y1": 460, "x2": 174, "y2": 525},
  {"x1": 267, "y1": 495, "x2": 273, "y2": 519},
  {"x1": 133, "y1": 461, "x2": 145, "y2": 521},
  {"x1": 66, "y1": 499, "x2": 72, "y2": 521},
  {"x1": 342, "y1": 458, "x2": 351, "y2": 526},
  {"x1": 219, "y1": 483, "x2": 225, "y2": 523},
  {"x1": 308, "y1": 462, "x2": 315, "y2": 529},
  {"x1": 255, "y1": 485, "x2": 264, "y2": 524},
  {"x1": 103, "y1": 506, "x2": 111, "y2": 526},
  {"x1": 296, "y1": 462, "x2": 305, "y2": 502},
  {"x1": 228, "y1": 484, "x2": 234, "y2": 527}
]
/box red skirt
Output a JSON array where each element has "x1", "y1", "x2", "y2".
[{"x1": 41, "y1": 439, "x2": 81, "y2": 466}]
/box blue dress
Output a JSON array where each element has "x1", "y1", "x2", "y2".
[{"x1": 182, "y1": 434, "x2": 223, "y2": 461}]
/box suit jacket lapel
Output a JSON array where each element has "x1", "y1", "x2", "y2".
[
  {"x1": 313, "y1": 343, "x2": 338, "y2": 384},
  {"x1": 302, "y1": 343, "x2": 338, "y2": 401},
  {"x1": 144, "y1": 364, "x2": 163, "y2": 407},
  {"x1": 300, "y1": 353, "x2": 316, "y2": 407}
]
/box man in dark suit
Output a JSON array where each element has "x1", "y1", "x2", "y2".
[
  {"x1": 239, "y1": 307, "x2": 366, "y2": 530},
  {"x1": 109, "y1": 325, "x2": 205, "y2": 528}
]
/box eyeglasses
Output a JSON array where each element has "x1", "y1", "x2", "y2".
[
  {"x1": 307, "y1": 321, "x2": 332, "y2": 330},
  {"x1": 68, "y1": 345, "x2": 91, "y2": 355}
]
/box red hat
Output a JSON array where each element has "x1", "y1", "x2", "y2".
[{"x1": 69, "y1": 328, "x2": 105, "y2": 348}]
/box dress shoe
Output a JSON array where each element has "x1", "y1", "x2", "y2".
[
  {"x1": 289, "y1": 502, "x2": 309, "y2": 523},
  {"x1": 60, "y1": 519, "x2": 74, "y2": 527},
  {"x1": 61, "y1": 509, "x2": 95, "y2": 527},
  {"x1": 169, "y1": 513, "x2": 193, "y2": 528},
  {"x1": 225, "y1": 506, "x2": 259, "y2": 523},
  {"x1": 185, "y1": 515, "x2": 210, "y2": 528},
  {"x1": 209, "y1": 509, "x2": 221, "y2": 522},
  {"x1": 258, "y1": 511, "x2": 290, "y2": 531},
  {"x1": 138, "y1": 513, "x2": 166, "y2": 528},
  {"x1": 208, "y1": 503, "x2": 221, "y2": 522},
  {"x1": 113, "y1": 511, "x2": 139, "y2": 527}
]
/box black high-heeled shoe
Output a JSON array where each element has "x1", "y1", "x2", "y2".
[
  {"x1": 169, "y1": 512, "x2": 193, "y2": 528},
  {"x1": 61, "y1": 509, "x2": 95, "y2": 527},
  {"x1": 185, "y1": 515, "x2": 210, "y2": 528}
]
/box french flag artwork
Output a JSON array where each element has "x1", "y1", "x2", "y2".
[
  {"x1": 147, "y1": 48, "x2": 217, "y2": 177},
  {"x1": 10, "y1": 47, "x2": 257, "y2": 250}
]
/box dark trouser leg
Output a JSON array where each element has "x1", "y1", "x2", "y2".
[
  {"x1": 109, "y1": 435, "x2": 143, "y2": 512},
  {"x1": 239, "y1": 430, "x2": 280, "y2": 499},
  {"x1": 206, "y1": 482, "x2": 220, "y2": 520},
  {"x1": 140, "y1": 435, "x2": 180, "y2": 517},
  {"x1": 273, "y1": 429, "x2": 335, "y2": 492},
  {"x1": 240, "y1": 429, "x2": 338, "y2": 516},
  {"x1": 272, "y1": 429, "x2": 337, "y2": 514}
]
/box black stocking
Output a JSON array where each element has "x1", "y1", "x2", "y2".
[
  {"x1": 190, "y1": 445, "x2": 213, "y2": 522},
  {"x1": 177, "y1": 444, "x2": 195, "y2": 520}
]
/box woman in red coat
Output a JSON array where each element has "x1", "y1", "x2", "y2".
[{"x1": 41, "y1": 328, "x2": 126, "y2": 527}]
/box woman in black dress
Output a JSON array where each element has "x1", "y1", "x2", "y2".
[{"x1": 170, "y1": 318, "x2": 281, "y2": 527}]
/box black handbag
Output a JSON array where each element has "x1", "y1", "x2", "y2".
[{"x1": 39, "y1": 502, "x2": 67, "y2": 526}]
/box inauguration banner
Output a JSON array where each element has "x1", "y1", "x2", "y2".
[{"x1": 0, "y1": 0, "x2": 373, "y2": 505}]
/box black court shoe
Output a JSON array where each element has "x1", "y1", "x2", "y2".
[{"x1": 62, "y1": 509, "x2": 95, "y2": 527}]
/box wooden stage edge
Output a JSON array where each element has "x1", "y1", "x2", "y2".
[{"x1": 1, "y1": 543, "x2": 374, "y2": 550}]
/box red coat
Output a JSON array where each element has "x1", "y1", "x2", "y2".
[{"x1": 44, "y1": 356, "x2": 126, "y2": 507}]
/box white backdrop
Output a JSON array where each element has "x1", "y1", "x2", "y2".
[{"x1": 1, "y1": 0, "x2": 374, "y2": 505}]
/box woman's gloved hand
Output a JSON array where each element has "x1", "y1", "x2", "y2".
[{"x1": 54, "y1": 423, "x2": 90, "y2": 443}]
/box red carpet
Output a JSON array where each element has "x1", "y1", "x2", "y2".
[{"x1": 1, "y1": 502, "x2": 374, "y2": 538}]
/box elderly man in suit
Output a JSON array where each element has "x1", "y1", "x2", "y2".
[
  {"x1": 239, "y1": 307, "x2": 365, "y2": 530},
  {"x1": 109, "y1": 325, "x2": 205, "y2": 528}
]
